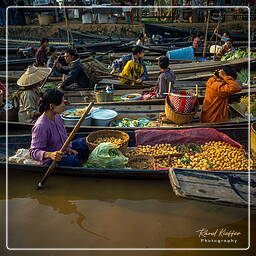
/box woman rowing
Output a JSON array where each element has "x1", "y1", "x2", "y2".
[{"x1": 29, "y1": 89, "x2": 87, "y2": 166}]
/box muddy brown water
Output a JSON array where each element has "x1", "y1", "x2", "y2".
[{"x1": 0, "y1": 169, "x2": 256, "y2": 256}]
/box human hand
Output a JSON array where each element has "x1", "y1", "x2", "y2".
[
  {"x1": 218, "y1": 69, "x2": 227, "y2": 78},
  {"x1": 110, "y1": 68, "x2": 115, "y2": 75},
  {"x1": 67, "y1": 147, "x2": 78, "y2": 155},
  {"x1": 54, "y1": 61, "x2": 61, "y2": 69},
  {"x1": 57, "y1": 83, "x2": 63, "y2": 90},
  {"x1": 136, "y1": 79, "x2": 142, "y2": 84},
  {"x1": 45, "y1": 151, "x2": 64, "y2": 162}
]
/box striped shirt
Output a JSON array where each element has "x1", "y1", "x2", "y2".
[{"x1": 29, "y1": 114, "x2": 68, "y2": 164}]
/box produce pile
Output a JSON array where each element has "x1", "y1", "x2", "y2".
[
  {"x1": 237, "y1": 68, "x2": 248, "y2": 84},
  {"x1": 239, "y1": 94, "x2": 256, "y2": 116},
  {"x1": 112, "y1": 118, "x2": 150, "y2": 127},
  {"x1": 93, "y1": 136, "x2": 124, "y2": 146},
  {"x1": 126, "y1": 141, "x2": 251, "y2": 170},
  {"x1": 221, "y1": 49, "x2": 256, "y2": 61}
]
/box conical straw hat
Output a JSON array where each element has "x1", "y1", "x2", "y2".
[{"x1": 17, "y1": 65, "x2": 51, "y2": 87}]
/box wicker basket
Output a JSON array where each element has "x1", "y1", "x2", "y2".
[
  {"x1": 165, "y1": 96, "x2": 199, "y2": 125},
  {"x1": 86, "y1": 130, "x2": 129, "y2": 153},
  {"x1": 127, "y1": 155, "x2": 155, "y2": 170}
]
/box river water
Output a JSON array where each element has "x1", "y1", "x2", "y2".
[{"x1": 1, "y1": 169, "x2": 256, "y2": 256}]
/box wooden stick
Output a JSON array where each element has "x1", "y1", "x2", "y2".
[
  {"x1": 203, "y1": 10, "x2": 210, "y2": 58},
  {"x1": 40, "y1": 50, "x2": 64, "y2": 90},
  {"x1": 37, "y1": 102, "x2": 94, "y2": 189},
  {"x1": 97, "y1": 71, "x2": 153, "y2": 87},
  {"x1": 195, "y1": 84, "x2": 198, "y2": 96},
  {"x1": 168, "y1": 81, "x2": 172, "y2": 96}
]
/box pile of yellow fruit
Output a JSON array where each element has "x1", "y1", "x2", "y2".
[
  {"x1": 93, "y1": 136, "x2": 123, "y2": 146},
  {"x1": 126, "y1": 141, "x2": 251, "y2": 170}
]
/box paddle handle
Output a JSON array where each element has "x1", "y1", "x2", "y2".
[
  {"x1": 168, "y1": 82, "x2": 172, "y2": 96},
  {"x1": 37, "y1": 102, "x2": 94, "y2": 189},
  {"x1": 40, "y1": 50, "x2": 65, "y2": 89}
]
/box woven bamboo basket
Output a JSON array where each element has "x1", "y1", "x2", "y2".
[
  {"x1": 86, "y1": 130, "x2": 129, "y2": 153},
  {"x1": 251, "y1": 122, "x2": 256, "y2": 157},
  {"x1": 165, "y1": 96, "x2": 199, "y2": 125},
  {"x1": 127, "y1": 155, "x2": 155, "y2": 170}
]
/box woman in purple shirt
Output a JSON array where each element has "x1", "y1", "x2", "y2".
[{"x1": 29, "y1": 89, "x2": 87, "y2": 166}]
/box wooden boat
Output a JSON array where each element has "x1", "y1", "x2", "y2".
[
  {"x1": 0, "y1": 127, "x2": 251, "y2": 181},
  {"x1": 169, "y1": 168, "x2": 256, "y2": 207},
  {"x1": 0, "y1": 70, "x2": 62, "y2": 83},
  {"x1": 0, "y1": 98, "x2": 250, "y2": 133},
  {"x1": 146, "y1": 57, "x2": 253, "y2": 73},
  {"x1": 144, "y1": 23, "x2": 248, "y2": 41},
  {"x1": 64, "y1": 85, "x2": 254, "y2": 105}
]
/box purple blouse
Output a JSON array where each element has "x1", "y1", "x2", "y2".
[{"x1": 29, "y1": 114, "x2": 68, "y2": 164}]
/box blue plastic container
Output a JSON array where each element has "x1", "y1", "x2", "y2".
[{"x1": 167, "y1": 46, "x2": 195, "y2": 61}]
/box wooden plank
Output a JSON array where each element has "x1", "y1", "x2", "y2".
[{"x1": 169, "y1": 169, "x2": 255, "y2": 207}]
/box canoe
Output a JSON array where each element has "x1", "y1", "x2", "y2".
[
  {"x1": 169, "y1": 168, "x2": 256, "y2": 207},
  {"x1": 0, "y1": 127, "x2": 251, "y2": 180},
  {"x1": 0, "y1": 98, "x2": 250, "y2": 133},
  {"x1": 144, "y1": 23, "x2": 248, "y2": 41},
  {"x1": 64, "y1": 86, "x2": 255, "y2": 105},
  {"x1": 0, "y1": 70, "x2": 62, "y2": 83}
]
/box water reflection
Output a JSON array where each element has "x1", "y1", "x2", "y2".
[
  {"x1": 3, "y1": 170, "x2": 253, "y2": 249},
  {"x1": 31, "y1": 194, "x2": 109, "y2": 240}
]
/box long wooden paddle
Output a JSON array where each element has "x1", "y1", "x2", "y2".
[
  {"x1": 40, "y1": 50, "x2": 65, "y2": 90},
  {"x1": 97, "y1": 70, "x2": 153, "y2": 87},
  {"x1": 37, "y1": 102, "x2": 94, "y2": 189},
  {"x1": 203, "y1": 10, "x2": 210, "y2": 58}
]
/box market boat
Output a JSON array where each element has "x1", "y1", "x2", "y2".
[
  {"x1": 0, "y1": 70, "x2": 62, "y2": 83},
  {"x1": 0, "y1": 127, "x2": 251, "y2": 180},
  {"x1": 168, "y1": 168, "x2": 256, "y2": 207},
  {"x1": 0, "y1": 97, "x2": 251, "y2": 133}
]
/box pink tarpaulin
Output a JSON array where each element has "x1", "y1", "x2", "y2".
[{"x1": 135, "y1": 128, "x2": 243, "y2": 148}]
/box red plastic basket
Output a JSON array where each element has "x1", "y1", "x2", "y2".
[{"x1": 169, "y1": 90, "x2": 197, "y2": 113}]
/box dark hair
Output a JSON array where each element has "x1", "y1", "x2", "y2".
[
  {"x1": 159, "y1": 56, "x2": 169, "y2": 69},
  {"x1": 39, "y1": 89, "x2": 64, "y2": 113},
  {"x1": 138, "y1": 32, "x2": 145, "y2": 40},
  {"x1": 48, "y1": 46, "x2": 56, "y2": 54},
  {"x1": 223, "y1": 66, "x2": 237, "y2": 79},
  {"x1": 132, "y1": 46, "x2": 144, "y2": 55},
  {"x1": 226, "y1": 39, "x2": 233, "y2": 44},
  {"x1": 65, "y1": 48, "x2": 79, "y2": 59},
  {"x1": 41, "y1": 38, "x2": 49, "y2": 45},
  {"x1": 196, "y1": 31, "x2": 203, "y2": 37}
]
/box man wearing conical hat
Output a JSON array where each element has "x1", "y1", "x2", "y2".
[{"x1": 16, "y1": 65, "x2": 51, "y2": 123}]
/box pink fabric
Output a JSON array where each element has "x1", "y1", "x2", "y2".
[{"x1": 135, "y1": 128, "x2": 243, "y2": 148}]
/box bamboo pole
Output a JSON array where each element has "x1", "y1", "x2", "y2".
[{"x1": 203, "y1": 10, "x2": 210, "y2": 58}]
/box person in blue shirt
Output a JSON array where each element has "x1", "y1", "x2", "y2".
[{"x1": 110, "y1": 46, "x2": 148, "y2": 85}]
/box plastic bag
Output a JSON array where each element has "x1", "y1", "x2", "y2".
[{"x1": 84, "y1": 142, "x2": 128, "y2": 169}]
